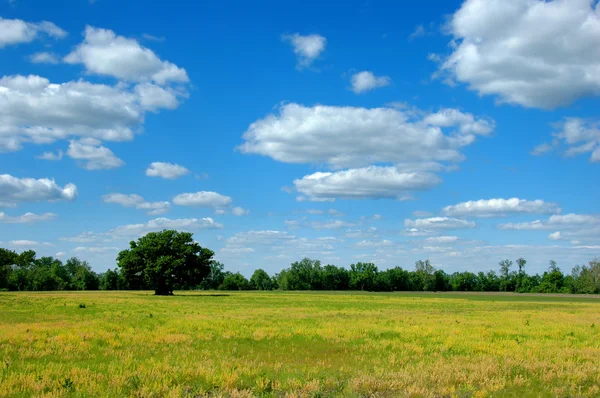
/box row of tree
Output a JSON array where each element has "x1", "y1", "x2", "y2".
[{"x1": 1, "y1": 230, "x2": 599, "y2": 294}]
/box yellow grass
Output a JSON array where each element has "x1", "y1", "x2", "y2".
[{"x1": 0, "y1": 291, "x2": 599, "y2": 397}]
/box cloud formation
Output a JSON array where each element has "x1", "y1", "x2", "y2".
[
  {"x1": 0, "y1": 17, "x2": 66, "y2": 48},
  {"x1": 439, "y1": 0, "x2": 600, "y2": 108},
  {"x1": 0, "y1": 174, "x2": 76, "y2": 207},
  {"x1": 102, "y1": 193, "x2": 170, "y2": 215},
  {"x1": 146, "y1": 162, "x2": 190, "y2": 179},
  {"x1": 350, "y1": 71, "x2": 391, "y2": 94},
  {"x1": 282, "y1": 33, "x2": 326, "y2": 68},
  {"x1": 443, "y1": 198, "x2": 561, "y2": 217}
]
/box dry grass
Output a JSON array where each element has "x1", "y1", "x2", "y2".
[{"x1": 0, "y1": 291, "x2": 599, "y2": 397}]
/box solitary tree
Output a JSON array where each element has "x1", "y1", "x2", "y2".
[{"x1": 117, "y1": 230, "x2": 213, "y2": 295}]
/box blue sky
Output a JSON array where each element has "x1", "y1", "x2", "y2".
[{"x1": 1, "y1": 0, "x2": 599, "y2": 276}]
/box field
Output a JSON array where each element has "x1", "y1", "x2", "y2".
[{"x1": 1, "y1": 291, "x2": 599, "y2": 397}]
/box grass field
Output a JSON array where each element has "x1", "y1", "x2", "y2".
[{"x1": 1, "y1": 291, "x2": 599, "y2": 397}]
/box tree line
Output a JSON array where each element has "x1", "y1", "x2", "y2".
[{"x1": 1, "y1": 230, "x2": 599, "y2": 294}]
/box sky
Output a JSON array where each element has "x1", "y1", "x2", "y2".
[{"x1": 1, "y1": 0, "x2": 599, "y2": 277}]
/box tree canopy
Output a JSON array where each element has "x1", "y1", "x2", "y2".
[{"x1": 117, "y1": 230, "x2": 214, "y2": 295}]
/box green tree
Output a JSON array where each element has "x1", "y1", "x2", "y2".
[
  {"x1": 415, "y1": 260, "x2": 436, "y2": 291},
  {"x1": 499, "y1": 259, "x2": 513, "y2": 291},
  {"x1": 538, "y1": 261, "x2": 566, "y2": 293},
  {"x1": 220, "y1": 272, "x2": 250, "y2": 290},
  {"x1": 199, "y1": 261, "x2": 225, "y2": 290},
  {"x1": 349, "y1": 262, "x2": 378, "y2": 291},
  {"x1": 250, "y1": 269, "x2": 273, "y2": 290},
  {"x1": 117, "y1": 230, "x2": 213, "y2": 295}
]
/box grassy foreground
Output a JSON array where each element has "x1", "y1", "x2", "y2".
[{"x1": 1, "y1": 291, "x2": 599, "y2": 397}]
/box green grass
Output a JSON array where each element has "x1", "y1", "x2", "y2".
[{"x1": 1, "y1": 291, "x2": 599, "y2": 397}]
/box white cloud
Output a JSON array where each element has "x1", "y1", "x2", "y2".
[
  {"x1": 55, "y1": 252, "x2": 66, "y2": 258},
  {"x1": 439, "y1": 0, "x2": 600, "y2": 108},
  {"x1": 0, "y1": 212, "x2": 57, "y2": 223},
  {"x1": 231, "y1": 206, "x2": 249, "y2": 216},
  {"x1": 10, "y1": 240, "x2": 39, "y2": 247},
  {"x1": 356, "y1": 239, "x2": 393, "y2": 248},
  {"x1": 548, "y1": 231, "x2": 561, "y2": 241},
  {"x1": 404, "y1": 217, "x2": 476, "y2": 229},
  {"x1": 281, "y1": 33, "x2": 326, "y2": 68},
  {"x1": 533, "y1": 118, "x2": 600, "y2": 162},
  {"x1": 172, "y1": 191, "x2": 232, "y2": 208},
  {"x1": 29, "y1": 52, "x2": 60, "y2": 64},
  {"x1": 443, "y1": 198, "x2": 561, "y2": 217},
  {"x1": 36, "y1": 150, "x2": 63, "y2": 161},
  {"x1": 67, "y1": 138, "x2": 124, "y2": 170},
  {"x1": 311, "y1": 220, "x2": 355, "y2": 230},
  {"x1": 409, "y1": 25, "x2": 427, "y2": 40},
  {"x1": 0, "y1": 75, "x2": 184, "y2": 153},
  {"x1": 226, "y1": 230, "x2": 295, "y2": 246},
  {"x1": 305, "y1": 209, "x2": 324, "y2": 215},
  {"x1": 239, "y1": 103, "x2": 494, "y2": 169},
  {"x1": 220, "y1": 247, "x2": 255, "y2": 254},
  {"x1": 294, "y1": 166, "x2": 441, "y2": 201},
  {"x1": 102, "y1": 193, "x2": 170, "y2": 215},
  {"x1": 146, "y1": 162, "x2": 190, "y2": 179},
  {"x1": 499, "y1": 214, "x2": 600, "y2": 230},
  {"x1": 65, "y1": 217, "x2": 223, "y2": 244},
  {"x1": 0, "y1": 174, "x2": 76, "y2": 207},
  {"x1": 0, "y1": 17, "x2": 66, "y2": 48},
  {"x1": 350, "y1": 71, "x2": 391, "y2": 94},
  {"x1": 73, "y1": 246, "x2": 119, "y2": 253},
  {"x1": 64, "y1": 26, "x2": 188, "y2": 85},
  {"x1": 425, "y1": 236, "x2": 459, "y2": 244}
]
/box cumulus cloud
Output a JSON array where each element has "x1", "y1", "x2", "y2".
[
  {"x1": 102, "y1": 193, "x2": 170, "y2": 215},
  {"x1": 0, "y1": 174, "x2": 76, "y2": 207},
  {"x1": 225, "y1": 230, "x2": 295, "y2": 246},
  {"x1": 239, "y1": 103, "x2": 494, "y2": 169},
  {"x1": 73, "y1": 246, "x2": 119, "y2": 253},
  {"x1": 294, "y1": 166, "x2": 441, "y2": 201},
  {"x1": 231, "y1": 206, "x2": 249, "y2": 216},
  {"x1": 0, "y1": 17, "x2": 66, "y2": 48},
  {"x1": 63, "y1": 217, "x2": 223, "y2": 244},
  {"x1": 36, "y1": 150, "x2": 63, "y2": 161},
  {"x1": 173, "y1": 191, "x2": 233, "y2": 208},
  {"x1": 0, "y1": 74, "x2": 184, "y2": 153},
  {"x1": 404, "y1": 217, "x2": 476, "y2": 229},
  {"x1": 281, "y1": 33, "x2": 326, "y2": 68},
  {"x1": 146, "y1": 162, "x2": 190, "y2": 179},
  {"x1": 499, "y1": 214, "x2": 600, "y2": 230},
  {"x1": 443, "y1": 198, "x2": 561, "y2": 217},
  {"x1": 439, "y1": 0, "x2": 600, "y2": 108},
  {"x1": 29, "y1": 51, "x2": 60, "y2": 64},
  {"x1": 64, "y1": 26, "x2": 188, "y2": 84},
  {"x1": 0, "y1": 212, "x2": 57, "y2": 223},
  {"x1": 67, "y1": 138, "x2": 124, "y2": 170},
  {"x1": 532, "y1": 118, "x2": 600, "y2": 162},
  {"x1": 311, "y1": 220, "x2": 355, "y2": 230},
  {"x1": 350, "y1": 71, "x2": 391, "y2": 94},
  {"x1": 356, "y1": 239, "x2": 393, "y2": 248},
  {"x1": 425, "y1": 236, "x2": 459, "y2": 244}
]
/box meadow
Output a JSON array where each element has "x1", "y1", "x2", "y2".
[{"x1": 1, "y1": 291, "x2": 599, "y2": 397}]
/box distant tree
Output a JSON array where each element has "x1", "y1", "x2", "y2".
[
  {"x1": 499, "y1": 259, "x2": 513, "y2": 291},
  {"x1": 250, "y1": 269, "x2": 274, "y2": 290},
  {"x1": 450, "y1": 271, "x2": 476, "y2": 291},
  {"x1": 322, "y1": 265, "x2": 350, "y2": 290},
  {"x1": 415, "y1": 260, "x2": 436, "y2": 291},
  {"x1": 220, "y1": 272, "x2": 250, "y2": 290},
  {"x1": 538, "y1": 261, "x2": 566, "y2": 293},
  {"x1": 516, "y1": 258, "x2": 527, "y2": 291},
  {"x1": 349, "y1": 262, "x2": 378, "y2": 291},
  {"x1": 101, "y1": 268, "x2": 121, "y2": 290},
  {"x1": 199, "y1": 261, "x2": 226, "y2": 290},
  {"x1": 117, "y1": 230, "x2": 213, "y2": 295},
  {"x1": 277, "y1": 258, "x2": 323, "y2": 290},
  {"x1": 0, "y1": 248, "x2": 18, "y2": 290}
]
